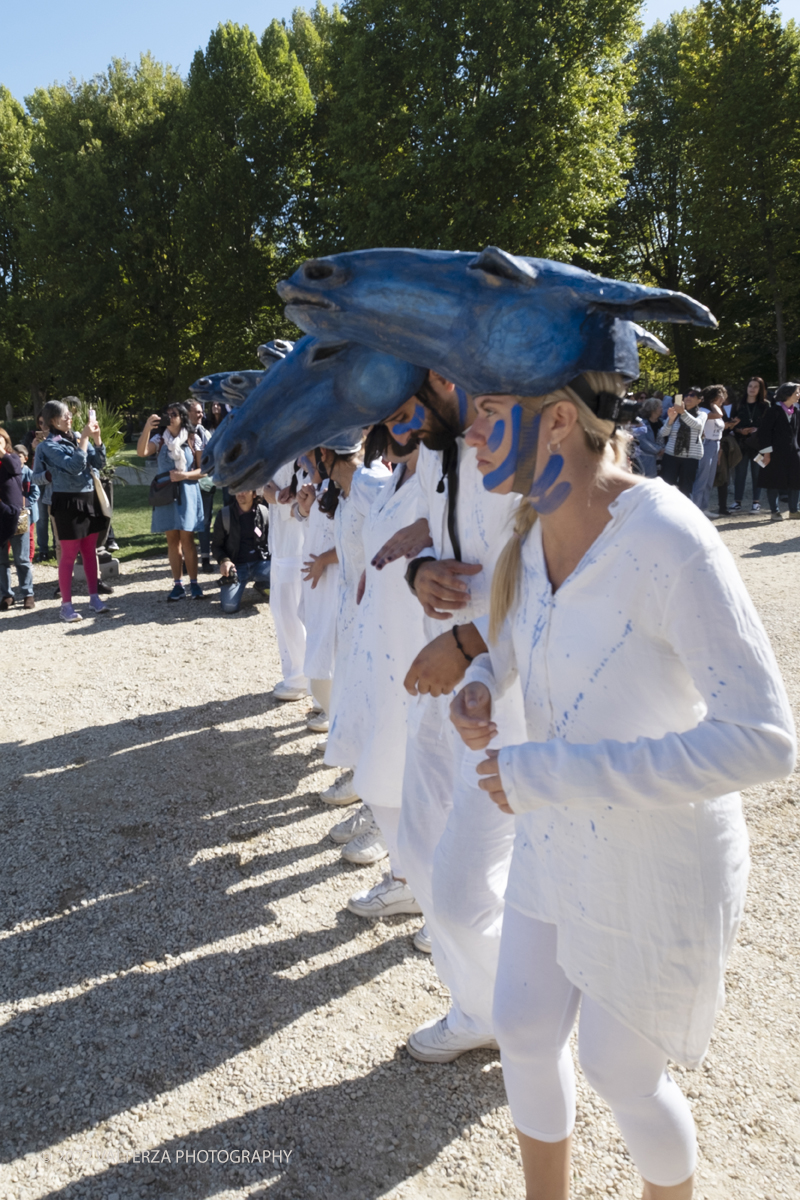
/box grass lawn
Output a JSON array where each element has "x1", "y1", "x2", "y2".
[{"x1": 110, "y1": 483, "x2": 223, "y2": 562}]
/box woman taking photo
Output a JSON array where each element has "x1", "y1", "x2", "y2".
[
  {"x1": 450, "y1": 373, "x2": 794, "y2": 1200},
  {"x1": 658, "y1": 388, "x2": 706, "y2": 496},
  {"x1": 731, "y1": 376, "x2": 769, "y2": 512},
  {"x1": 755, "y1": 380, "x2": 800, "y2": 520},
  {"x1": 137, "y1": 404, "x2": 205, "y2": 601},
  {"x1": 36, "y1": 400, "x2": 109, "y2": 623}
]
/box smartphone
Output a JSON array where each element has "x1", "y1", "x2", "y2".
[
  {"x1": 673, "y1": 394, "x2": 684, "y2": 407},
  {"x1": 88, "y1": 407, "x2": 96, "y2": 423}
]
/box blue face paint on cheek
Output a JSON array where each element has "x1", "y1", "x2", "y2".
[
  {"x1": 392, "y1": 401, "x2": 425, "y2": 437},
  {"x1": 487, "y1": 418, "x2": 505, "y2": 452},
  {"x1": 483, "y1": 404, "x2": 522, "y2": 490}
]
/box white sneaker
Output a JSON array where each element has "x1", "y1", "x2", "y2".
[
  {"x1": 307, "y1": 712, "x2": 329, "y2": 733},
  {"x1": 347, "y1": 872, "x2": 422, "y2": 918},
  {"x1": 329, "y1": 803, "x2": 373, "y2": 845},
  {"x1": 320, "y1": 769, "x2": 360, "y2": 806},
  {"x1": 272, "y1": 681, "x2": 308, "y2": 701},
  {"x1": 407, "y1": 1013, "x2": 499, "y2": 1063},
  {"x1": 751, "y1": 502, "x2": 761, "y2": 512},
  {"x1": 341, "y1": 821, "x2": 388, "y2": 864},
  {"x1": 413, "y1": 923, "x2": 432, "y2": 954}
]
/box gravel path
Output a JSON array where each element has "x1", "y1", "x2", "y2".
[{"x1": 1, "y1": 513, "x2": 799, "y2": 1200}]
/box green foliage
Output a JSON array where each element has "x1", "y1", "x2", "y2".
[
  {"x1": 71, "y1": 396, "x2": 133, "y2": 477},
  {"x1": 315, "y1": 0, "x2": 640, "y2": 259},
  {"x1": 0, "y1": 85, "x2": 33, "y2": 408}
]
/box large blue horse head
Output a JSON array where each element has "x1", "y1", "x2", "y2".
[
  {"x1": 278, "y1": 246, "x2": 716, "y2": 395},
  {"x1": 204, "y1": 337, "x2": 427, "y2": 492}
]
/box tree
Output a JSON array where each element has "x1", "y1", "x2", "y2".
[
  {"x1": 683, "y1": 0, "x2": 800, "y2": 383},
  {"x1": 176, "y1": 21, "x2": 314, "y2": 372},
  {"x1": 315, "y1": 0, "x2": 640, "y2": 259},
  {"x1": 20, "y1": 56, "x2": 187, "y2": 409},
  {"x1": 0, "y1": 85, "x2": 33, "y2": 411}
]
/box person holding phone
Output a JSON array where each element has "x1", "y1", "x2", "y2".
[
  {"x1": 658, "y1": 388, "x2": 707, "y2": 497},
  {"x1": 36, "y1": 399, "x2": 109, "y2": 622},
  {"x1": 137, "y1": 405, "x2": 205, "y2": 600}
]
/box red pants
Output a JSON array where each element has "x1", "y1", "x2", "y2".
[{"x1": 58, "y1": 534, "x2": 99, "y2": 605}]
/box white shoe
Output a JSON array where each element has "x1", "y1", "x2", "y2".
[
  {"x1": 407, "y1": 1013, "x2": 499, "y2": 1063},
  {"x1": 313, "y1": 736, "x2": 328, "y2": 752},
  {"x1": 272, "y1": 681, "x2": 308, "y2": 701},
  {"x1": 320, "y1": 769, "x2": 360, "y2": 806},
  {"x1": 413, "y1": 923, "x2": 432, "y2": 954},
  {"x1": 307, "y1": 712, "x2": 329, "y2": 733},
  {"x1": 341, "y1": 821, "x2": 388, "y2": 864},
  {"x1": 347, "y1": 872, "x2": 422, "y2": 918},
  {"x1": 329, "y1": 803, "x2": 373, "y2": 845}
]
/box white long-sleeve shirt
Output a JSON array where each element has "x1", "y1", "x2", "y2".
[{"x1": 467, "y1": 478, "x2": 795, "y2": 1065}]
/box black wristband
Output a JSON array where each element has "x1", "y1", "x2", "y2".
[
  {"x1": 404, "y1": 555, "x2": 436, "y2": 594},
  {"x1": 452, "y1": 625, "x2": 474, "y2": 664}
]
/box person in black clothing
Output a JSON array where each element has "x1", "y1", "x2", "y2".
[
  {"x1": 212, "y1": 490, "x2": 271, "y2": 612},
  {"x1": 756, "y1": 382, "x2": 800, "y2": 520},
  {"x1": 730, "y1": 376, "x2": 770, "y2": 512}
]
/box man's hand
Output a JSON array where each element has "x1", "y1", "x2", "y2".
[
  {"x1": 404, "y1": 623, "x2": 487, "y2": 696},
  {"x1": 413, "y1": 559, "x2": 482, "y2": 619},
  {"x1": 220, "y1": 560, "x2": 233, "y2": 578},
  {"x1": 450, "y1": 682, "x2": 497, "y2": 749},
  {"x1": 356, "y1": 569, "x2": 366, "y2": 605},
  {"x1": 372, "y1": 518, "x2": 432, "y2": 569},
  {"x1": 477, "y1": 750, "x2": 512, "y2": 813},
  {"x1": 296, "y1": 483, "x2": 316, "y2": 517}
]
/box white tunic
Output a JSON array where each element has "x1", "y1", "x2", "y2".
[
  {"x1": 299, "y1": 484, "x2": 339, "y2": 681},
  {"x1": 469, "y1": 478, "x2": 795, "y2": 1065},
  {"x1": 268, "y1": 462, "x2": 305, "y2": 564},
  {"x1": 325, "y1": 462, "x2": 391, "y2": 766},
  {"x1": 351, "y1": 465, "x2": 427, "y2": 806}
]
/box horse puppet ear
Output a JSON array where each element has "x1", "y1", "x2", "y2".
[
  {"x1": 589, "y1": 289, "x2": 718, "y2": 329},
  {"x1": 468, "y1": 246, "x2": 539, "y2": 286},
  {"x1": 632, "y1": 323, "x2": 670, "y2": 355}
]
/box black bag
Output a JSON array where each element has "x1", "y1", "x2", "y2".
[
  {"x1": 742, "y1": 432, "x2": 761, "y2": 459},
  {"x1": 149, "y1": 471, "x2": 181, "y2": 507}
]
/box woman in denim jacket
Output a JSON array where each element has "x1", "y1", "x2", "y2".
[{"x1": 37, "y1": 399, "x2": 109, "y2": 623}]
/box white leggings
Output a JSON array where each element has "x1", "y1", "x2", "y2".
[
  {"x1": 368, "y1": 803, "x2": 403, "y2": 880},
  {"x1": 310, "y1": 678, "x2": 332, "y2": 717},
  {"x1": 494, "y1": 909, "x2": 697, "y2": 1189}
]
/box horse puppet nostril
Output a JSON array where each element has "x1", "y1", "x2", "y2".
[{"x1": 224, "y1": 443, "x2": 244, "y2": 464}]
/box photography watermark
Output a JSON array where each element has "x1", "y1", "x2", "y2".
[{"x1": 130, "y1": 1148, "x2": 293, "y2": 1166}]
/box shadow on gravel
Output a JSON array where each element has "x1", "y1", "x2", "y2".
[
  {"x1": 741, "y1": 534, "x2": 800, "y2": 557},
  {"x1": 31, "y1": 1045, "x2": 507, "y2": 1200}
]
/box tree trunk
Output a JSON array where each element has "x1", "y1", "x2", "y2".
[
  {"x1": 765, "y1": 241, "x2": 787, "y2": 383},
  {"x1": 29, "y1": 383, "x2": 47, "y2": 419}
]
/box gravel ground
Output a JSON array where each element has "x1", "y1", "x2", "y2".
[{"x1": 1, "y1": 512, "x2": 799, "y2": 1200}]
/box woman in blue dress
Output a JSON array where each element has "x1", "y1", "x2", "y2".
[{"x1": 137, "y1": 403, "x2": 205, "y2": 601}]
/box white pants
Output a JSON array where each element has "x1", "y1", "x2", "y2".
[
  {"x1": 398, "y1": 697, "x2": 513, "y2": 1039},
  {"x1": 369, "y1": 803, "x2": 403, "y2": 879},
  {"x1": 493, "y1": 909, "x2": 697, "y2": 1188},
  {"x1": 269, "y1": 559, "x2": 307, "y2": 690},
  {"x1": 310, "y1": 678, "x2": 332, "y2": 717}
]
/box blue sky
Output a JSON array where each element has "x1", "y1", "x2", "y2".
[{"x1": 2, "y1": 1, "x2": 799, "y2": 104}]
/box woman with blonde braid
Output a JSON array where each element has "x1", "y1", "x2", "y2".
[{"x1": 449, "y1": 372, "x2": 795, "y2": 1200}]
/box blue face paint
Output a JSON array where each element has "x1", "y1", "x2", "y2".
[
  {"x1": 392, "y1": 400, "x2": 425, "y2": 437},
  {"x1": 298, "y1": 454, "x2": 315, "y2": 477},
  {"x1": 456, "y1": 386, "x2": 469, "y2": 428},
  {"x1": 529, "y1": 453, "x2": 571, "y2": 513},
  {"x1": 483, "y1": 404, "x2": 522, "y2": 490}
]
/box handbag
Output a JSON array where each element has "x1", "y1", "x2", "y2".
[
  {"x1": 90, "y1": 468, "x2": 112, "y2": 518},
  {"x1": 149, "y1": 471, "x2": 181, "y2": 507},
  {"x1": 742, "y1": 432, "x2": 761, "y2": 459},
  {"x1": 14, "y1": 508, "x2": 30, "y2": 537}
]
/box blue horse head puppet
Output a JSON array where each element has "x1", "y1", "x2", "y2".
[
  {"x1": 278, "y1": 246, "x2": 716, "y2": 396},
  {"x1": 205, "y1": 337, "x2": 428, "y2": 492}
]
